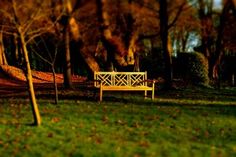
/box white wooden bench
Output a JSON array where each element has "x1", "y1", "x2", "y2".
[{"x1": 94, "y1": 71, "x2": 156, "y2": 101}]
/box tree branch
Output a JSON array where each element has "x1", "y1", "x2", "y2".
[
  {"x1": 26, "y1": 13, "x2": 63, "y2": 44},
  {"x1": 168, "y1": 2, "x2": 187, "y2": 29},
  {"x1": 31, "y1": 42, "x2": 52, "y2": 66},
  {"x1": 23, "y1": 8, "x2": 43, "y2": 35}
]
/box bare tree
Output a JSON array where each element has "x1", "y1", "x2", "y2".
[
  {"x1": 0, "y1": 0, "x2": 61, "y2": 125},
  {"x1": 32, "y1": 37, "x2": 60, "y2": 104}
]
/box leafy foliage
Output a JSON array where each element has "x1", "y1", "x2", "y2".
[{"x1": 175, "y1": 52, "x2": 209, "y2": 85}]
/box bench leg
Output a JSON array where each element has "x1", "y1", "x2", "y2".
[
  {"x1": 152, "y1": 82, "x2": 155, "y2": 100},
  {"x1": 152, "y1": 89, "x2": 155, "y2": 100},
  {"x1": 144, "y1": 90, "x2": 147, "y2": 99},
  {"x1": 99, "y1": 87, "x2": 103, "y2": 102}
]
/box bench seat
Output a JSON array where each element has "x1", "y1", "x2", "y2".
[
  {"x1": 94, "y1": 71, "x2": 156, "y2": 101},
  {"x1": 101, "y1": 86, "x2": 153, "y2": 91}
]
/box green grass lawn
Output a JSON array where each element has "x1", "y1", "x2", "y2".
[{"x1": 0, "y1": 87, "x2": 236, "y2": 157}]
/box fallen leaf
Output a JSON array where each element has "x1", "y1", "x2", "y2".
[
  {"x1": 131, "y1": 122, "x2": 140, "y2": 128},
  {"x1": 101, "y1": 115, "x2": 109, "y2": 124},
  {"x1": 47, "y1": 132, "x2": 54, "y2": 138},
  {"x1": 138, "y1": 140, "x2": 150, "y2": 148},
  {"x1": 95, "y1": 136, "x2": 103, "y2": 144},
  {"x1": 51, "y1": 117, "x2": 60, "y2": 123},
  {"x1": 204, "y1": 130, "x2": 210, "y2": 138},
  {"x1": 23, "y1": 144, "x2": 30, "y2": 150},
  {"x1": 116, "y1": 119, "x2": 126, "y2": 125},
  {"x1": 0, "y1": 139, "x2": 3, "y2": 145}
]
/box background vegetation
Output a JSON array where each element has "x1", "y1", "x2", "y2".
[{"x1": 0, "y1": 0, "x2": 235, "y2": 85}]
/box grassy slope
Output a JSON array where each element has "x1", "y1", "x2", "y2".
[{"x1": 0, "y1": 87, "x2": 236, "y2": 157}]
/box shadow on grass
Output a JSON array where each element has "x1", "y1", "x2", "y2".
[
  {"x1": 0, "y1": 121, "x2": 36, "y2": 127},
  {"x1": 1, "y1": 84, "x2": 235, "y2": 113}
]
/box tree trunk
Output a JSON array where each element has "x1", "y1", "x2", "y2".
[
  {"x1": 65, "y1": 0, "x2": 100, "y2": 73},
  {"x1": 52, "y1": 65, "x2": 58, "y2": 104},
  {"x1": 198, "y1": 0, "x2": 214, "y2": 77},
  {"x1": 159, "y1": 0, "x2": 173, "y2": 89},
  {"x1": 213, "y1": 0, "x2": 233, "y2": 82},
  {"x1": 181, "y1": 32, "x2": 189, "y2": 52},
  {"x1": 127, "y1": 33, "x2": 138, "y2": 66},
  {"x1": 96, "y1": 0, "x2": 127, "y2": 70},
  {"x1": 64, "y1": 26, "x2": 72, "y2": 88},
  {"x1": 13, "y1": 33, "x2": 19, "y2": 63},
  {"x1": 0, "y1": 31, "x2": 8, "y2": 65},
  {"x1": 134, "y1": 53, "x2": 140, "y2": 72},
  {"x1": 19, "y1": 29, "x2": 41, "y2": 126}
]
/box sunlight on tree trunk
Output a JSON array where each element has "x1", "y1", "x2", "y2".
[
  {"x1": 10, "y1": 0, "x2": 42, "y2": 125},
  {"x1": 69, "y1": 18, "x2": 80, "y2": 41},
  {"x1": 126, "y1": 0, "x2": 137, "y2": 67},
  {"x1": 96, "y1": 0, "x2": 127, "y2": 70},
  {"x1": 127, "y1": 32, "x2": 138, "y2": 65},
  {"x1": 64, "y1": 0, "x2": 100, "y2": 73},
  {"x1": 19, "y1": 28, "x2": 41, "y2": 126},
  {"x1": 81, "y1": 52, "x2": 101, "y2": 72},
  {"x1": 168, "y1": 35, "x2": 173, "y2": 56},
  {"x1": 65, "y1": 0, "x2": 80, "y2": 41},
  {"x1": 0, "y1": 31, "x2": 8, "y2": 65},
  {"x1": 63, "y1": 0, "x2": 73, "y2": 88}
]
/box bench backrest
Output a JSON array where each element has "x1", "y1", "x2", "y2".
[{"x1": 94, "y1": 71, "x2": 147, "y2": 87}]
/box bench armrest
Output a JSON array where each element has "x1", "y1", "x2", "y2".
[
  {"x1": 142, "y1": 79, "x2": 157, "y2": 83},
  {"x1": 136, "y1": 79, "x2": 158, "y2": 85},
  {"x1": 93, "y1": 79, "x2": 102, "y2": 83},
  {"x1": 93, "y1": 79, "x2": 103, "y2": 87}
]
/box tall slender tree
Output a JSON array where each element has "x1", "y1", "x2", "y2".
[
  {"x1": 197, "y1": 0, "x2": 216, "y2": 78},
  {"x1": 11, "y1": 0, "x2": 42, "y2": 125},
  {"x1": 0, "y1": 0, "x2": 61, "y2": 125},
  {"x1": 159, "y1": 0, "x2": 173, "y2": 88},
  {"x1": 158, "y1": 0, "x2": 186, "y2": 88}
]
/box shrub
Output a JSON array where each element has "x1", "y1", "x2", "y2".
[
  {"x1": 140, "y1": 48, "x2": 165, "y2": 79},
  {"x1": 176, "y1": 52, "x2": 209, "y2": 86}
]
